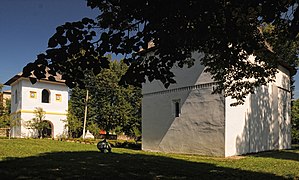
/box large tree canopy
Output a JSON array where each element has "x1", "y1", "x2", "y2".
[
  {"x1": 68, "y1": 59, "x2": 141, "y2": 137},
  {"x1": 23, "y1": 0, "x2": 299, "y2": 104}
]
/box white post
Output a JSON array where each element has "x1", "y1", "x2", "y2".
[{"x1": 82, "y1": 90, "x2": 89, "y2": 139}]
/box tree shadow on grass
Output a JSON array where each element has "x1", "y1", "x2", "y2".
[
  {"x1": 248, "y1": 145, "x2": 299, "y2": 162},
  {"x1": 0, "y1": 150, "x2": 286, "y2": 179}
]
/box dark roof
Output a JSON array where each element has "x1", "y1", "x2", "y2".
[
  {"x1": 278, "y1": 61, "x2": 296, "y2": 76},
  {"x1": 4, "y1": 71, "x2": 65, "y2": 86},
  {"x1": 3, "y1": 90, "x2": 11, "y2": 94}
]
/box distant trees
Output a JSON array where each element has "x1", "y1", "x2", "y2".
[
  {"x1": 67, "y1": 59, "x2": 141, "y2": 138},
  {"x1": 0, "y1": 110, "x2": 10, "y2": 128},
  {"x1": 292, "y1": 99, "x2": 299, "y2": 144},
  {"x1": 64, "y1": 103, "x2": 83, "y2": 138},
  {"x1": 0, "y1": 84, "x2": 11, "y2": 128}
]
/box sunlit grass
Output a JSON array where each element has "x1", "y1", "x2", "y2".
[
  {"x1": 0, "y1": 138, "x2": 95, "y2": 159},
  {"x1": 0, "y1": 139, "x2": 298, "y2": 179}
]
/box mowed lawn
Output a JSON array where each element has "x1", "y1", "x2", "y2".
[{"x1": 0, "y1": 139, "x2": 298, "y2": 179}]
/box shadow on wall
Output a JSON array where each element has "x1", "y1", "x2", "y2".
[
  {"x1": 0, "y1": 151, "x2": 284, "y2": 179},
  {"x1": 236, "y1": 75, "x2": 291, "y2": 155},
  {"x1": 143, "y1": 84, "x2": 225, "y2": 156},
  {"x1": 236, "y1": 85, "x2": 273, "y2": 155},
  {"x1": 142, "y1": 53, "x2": 210, "y2": 152}
]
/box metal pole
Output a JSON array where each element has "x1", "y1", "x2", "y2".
[{"x1": 82, "y1": 90, "x2": 89, "y2": 139}]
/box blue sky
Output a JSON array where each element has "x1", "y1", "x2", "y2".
[
  {"x1": 0, "y1": 0, "x2": 97, "y2": 89},
  {"x1": 0, "y1": 0, "x2": 299, "y2": 98}
]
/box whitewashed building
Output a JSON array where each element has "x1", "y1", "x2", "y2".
[
  {"x1": 142, "y1": 52, "x2": 292, "y2": 157},
  {"x1": 5, "y1": 72, "x2": 68, "y2": 138}
]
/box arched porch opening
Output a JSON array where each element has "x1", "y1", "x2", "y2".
[{"x1": 42, "y1": 120, "x2": 53, "y2": 138}]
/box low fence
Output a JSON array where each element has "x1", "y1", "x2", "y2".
[
  {"x1": 96, "y1": 134, "x2": 136, "y2": 140},
  {"x1": 96, "y1": 134, "x2": 117, "y2": 140},
  {"x1": 0, "y1": 128, "x2": 10, "y2": 137}
]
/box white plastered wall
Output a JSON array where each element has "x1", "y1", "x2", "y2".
[
  {"x1": 142, "y1": 52, "x2": 214, "y2": 94},
  {"x1": 142, "y1": 50, "x2": 291, "y2": 157},
  {"x1": 225, "y1": 65, "x2": 291, "y2": 157},
  {"x1": 21, "y1": 79, "x2": 68, "y2": 113},
  {"x1": 10, "y1": 78, "x2": 68, "y2": 138},
  {"x1": 10, "y1": 79, "x2": 22, "y2": 138},
  {"x1": 142, "y1": 88, "x2": 225, "y2": 156},
  {"x1": 11, "y1": 79, "x2": 22, "y2": 113},
  {"x1": 20, "y1": 113, "x2": 67, "y2": 138},
  {"x1": 142, "y1": 52, "x2": 225, "y2": 156}
]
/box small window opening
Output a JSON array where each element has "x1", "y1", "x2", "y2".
[
  {"x1": 56, "y1": 94, "x2": 62, "y2": 102},
  {"x1": 173, "y1": 100, "x2": 180, "y2": 117},
  {"x1": 42, "y1": 89, "x2": 50, "y2": 103},
  {"x1": 30, "y1": 91, "x2": 37, "y2": 98}
]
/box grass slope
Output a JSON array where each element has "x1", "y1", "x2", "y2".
[{"x1": 0, "y1": 139, "x2": 298, "y2": 179}]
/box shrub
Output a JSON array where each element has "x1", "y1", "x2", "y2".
[
  {"x1": 292, "y1": 129, "x2": 299, "y2": 144},
  {"x1": 108, "y1": 140, "x2": 141, "y2": 149}
]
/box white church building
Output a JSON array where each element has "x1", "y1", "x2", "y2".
[
  {"x1": 142, "y1": 52, "x2": 292, "y2": 157},
  {"x1": 5, "y1": 72, "x2": 68, "y2": 138}
]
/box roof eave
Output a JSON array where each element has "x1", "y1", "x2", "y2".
[{"x1": 4, "y1": 75, "x2": 66, "y2": 86}]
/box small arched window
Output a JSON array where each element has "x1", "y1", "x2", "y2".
[{"x1": 42, "y1": 89, "x2": 50, "y2": 103}]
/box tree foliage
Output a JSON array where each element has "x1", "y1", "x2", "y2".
[
  {"x1": 23, "y1": 0, "x2": 298, "y2": 104},
  {"x1": 0, "y1": 109, "x2": 11, "y2": 128},
  {"x1": 0, "y1": 85, "x2": 11, "y2": 128},
  {"x1": 64, "y1": 104, "x2": 83, "y2": 138},
  {"x1": 292, "y1": 99, "x2": 299, "y2": 144},
  {"x1": 69, "y1": 60, "x2": 142, "y2": 137},
  {"x1": 26, "y1": 107, "x2": 50, "y2": 138}
]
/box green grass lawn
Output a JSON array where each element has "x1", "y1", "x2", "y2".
[{"x1": 0, "y1": 139, "x2": 298, "y2": 179}]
